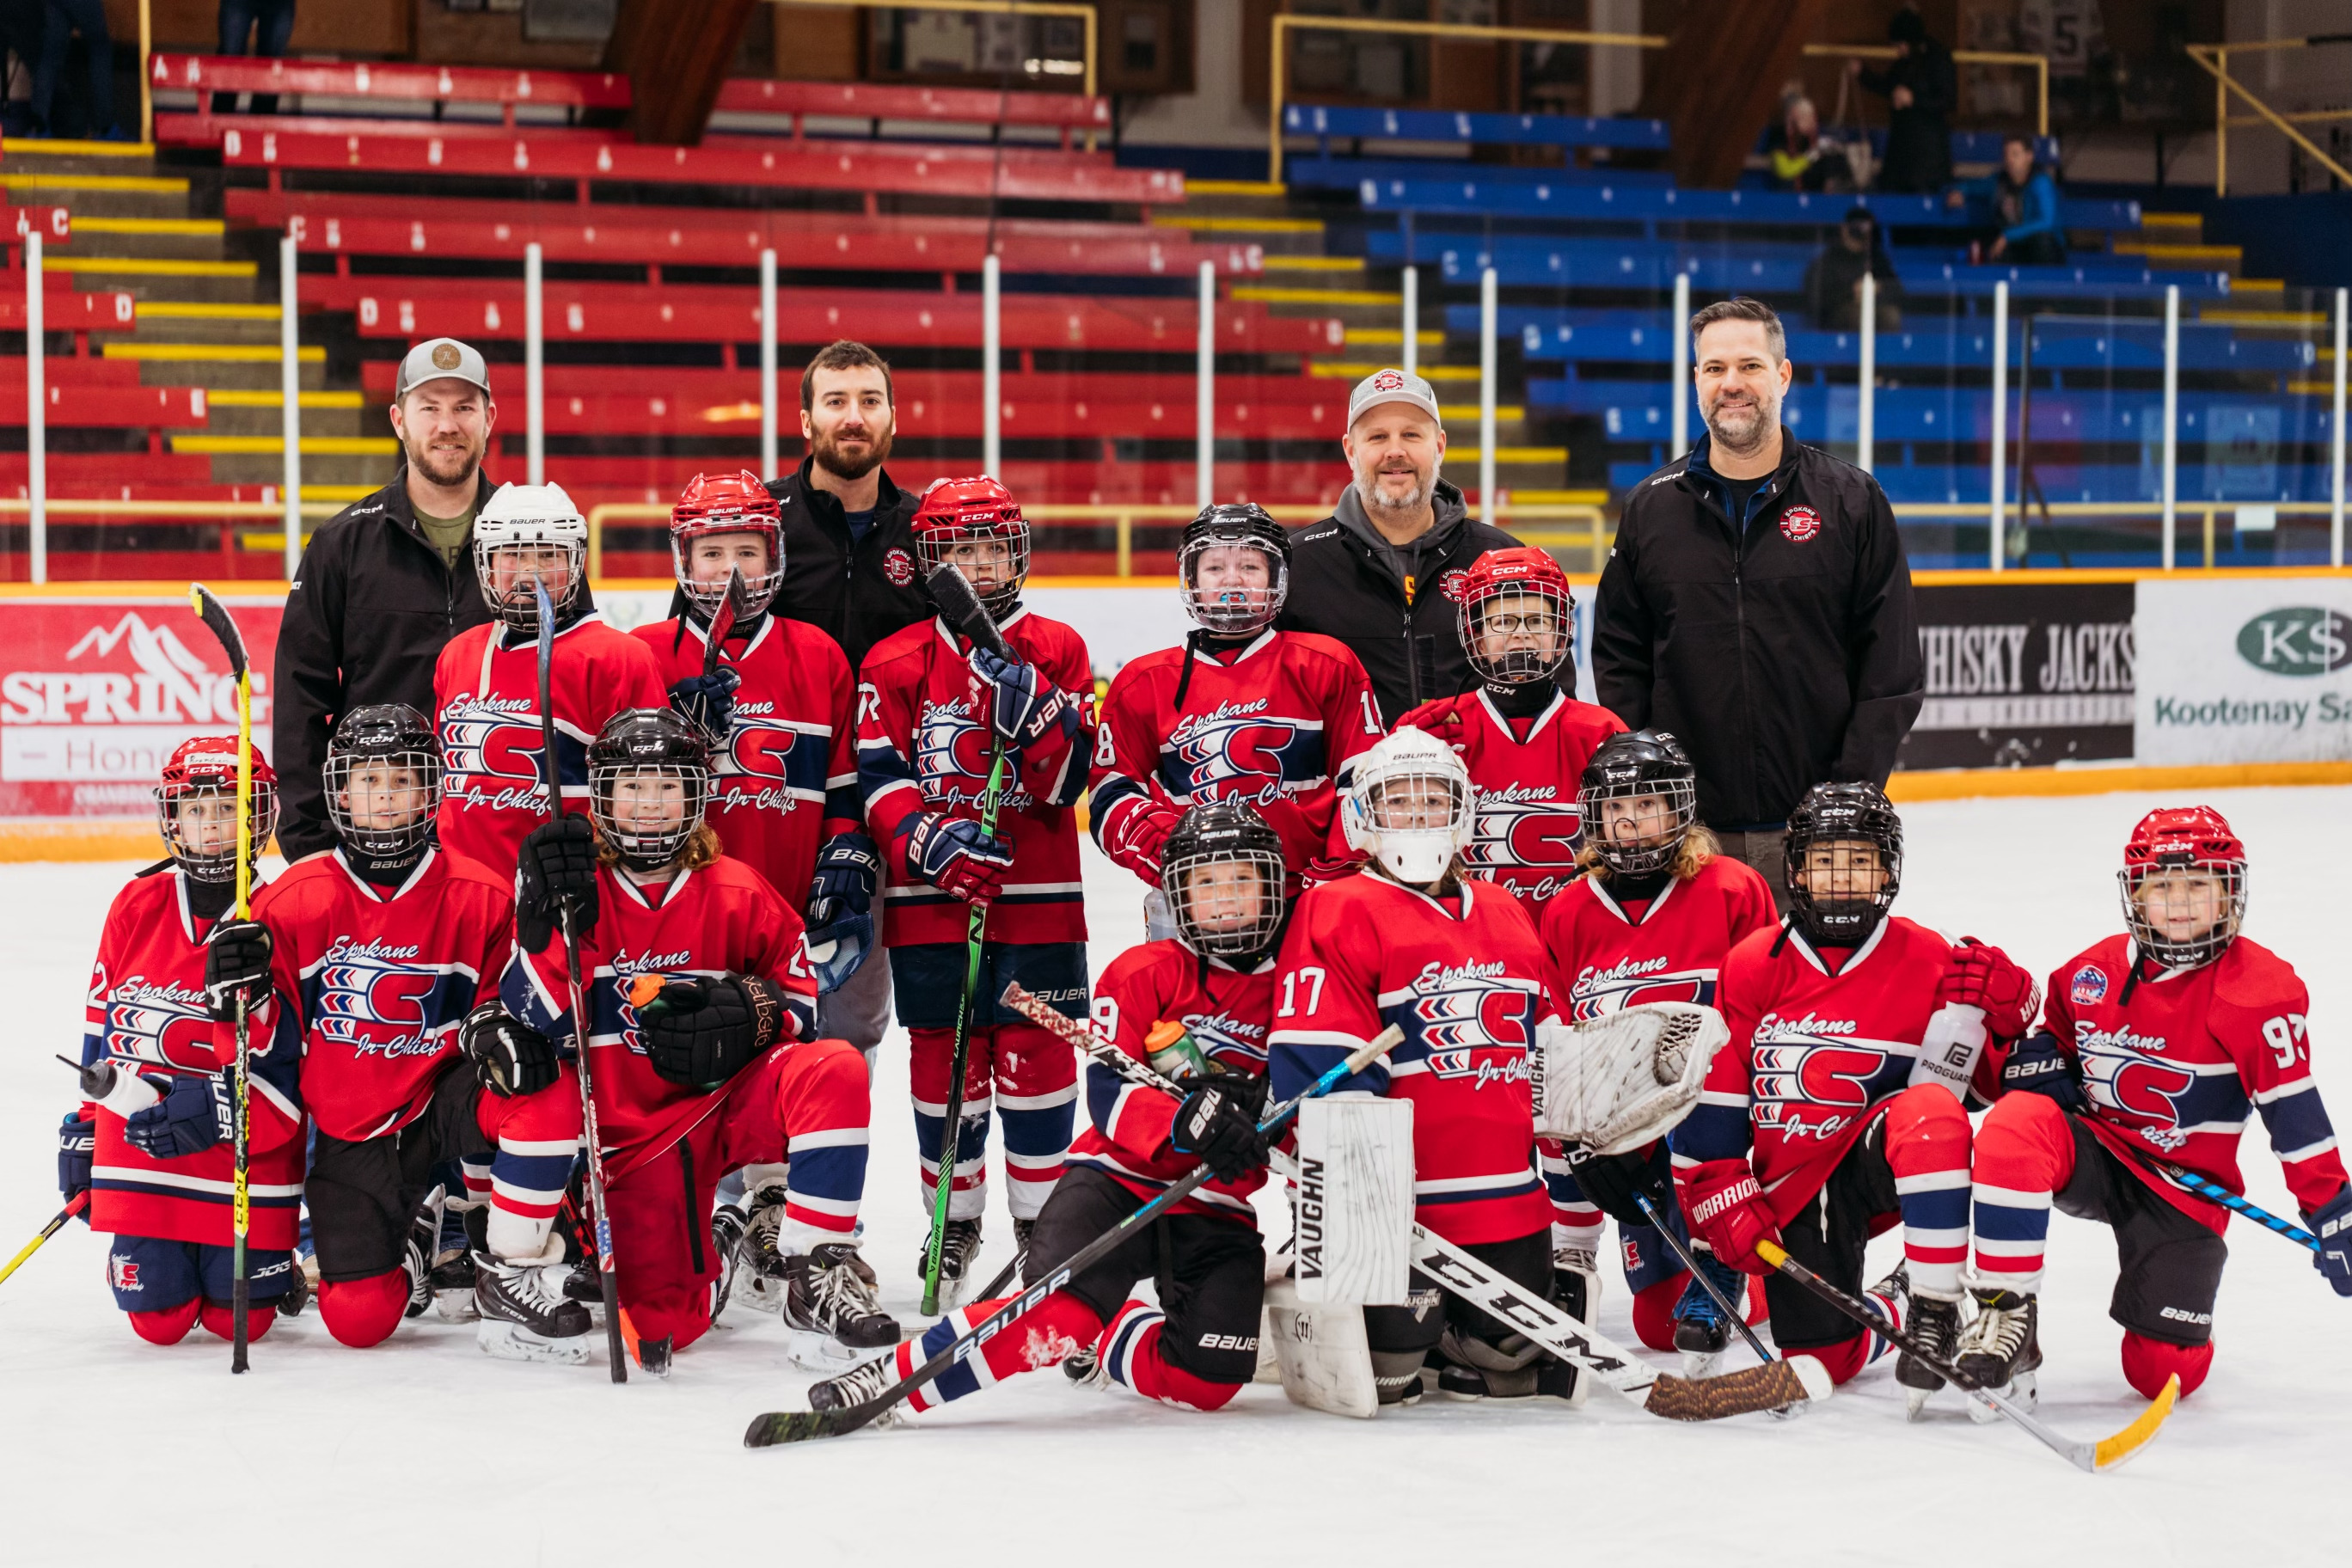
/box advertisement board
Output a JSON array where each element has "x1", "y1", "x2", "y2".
[
  {"x1": 1896, "y1": 581, "x2": 2136, "y2": 770},
  {"x1": 2135, "y1": 577, "x2": 2352, "y2": 765}
]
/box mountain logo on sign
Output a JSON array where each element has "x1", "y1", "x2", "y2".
[
  {"x1": 2, "y1": 611, "x2": 266, "y2": 726},
  {"x1": 2235, "y1": 608, "x2": 2351, "y2": 678}
]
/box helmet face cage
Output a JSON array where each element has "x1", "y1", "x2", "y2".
[
  {"x1": 671, "y1": 517, "x2": 784, "y2": 618},
  {"x1": 475, "y1": 533, "x2": 586, "y2": 633},
  {"x1": 1344, "y1": 732, "x2": 1474, "y2": 887},
  {"x1": 590, "y1": 759, "x2": 710, "y2": 873},
  {"x1": 1161, "y1": 841, "x2": 1289, "y2": 959},
  {"x1": 913, "y1": 519, "x2": 1030, "y2": 619},
  {"x1": 1460, "y1": 575, "x2": 1574, "y2": 688},
  {"x1": 2118, "y1": 848, "x2": 2246, "y2": 970},
  {"x1": 324, "y1": 740, "x2": 442, "y2": 860},
  {"x1": 1782, "y1": 787, "x2": 1902, "y2": 947},
  {"x1": 1579, "y1": 774, "x2": 1697, "y2": 877},
  {"x1": 1179, "y1": 532, "x2": 1289, "y2": 637},
  {"x1": 156, "y1": 775, "x2": 278, "y2": 884}
]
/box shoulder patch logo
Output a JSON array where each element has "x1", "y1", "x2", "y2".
[
  {"x1": 881, "y1": 547, "x2": 916, "y2": 587},
  {"x1": 1779, "y1": 505, "x2": 1822, "y2": 543},
  {"x1": 2070, "y1": 965, "x2": 2109, "y2": 1007},
  {"x1": 1436, "y1": 569, "x2": 1469, "y2": 603}
]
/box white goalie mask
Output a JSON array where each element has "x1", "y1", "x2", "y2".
[
  {"x1": 1340, "y1": 726, "x2": 1473, "y2": 887},
  {"x1": 474, "y1": 481, "x2": 589, "y2": 632}
]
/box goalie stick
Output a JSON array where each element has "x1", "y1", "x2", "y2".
[
  {"x1": 743, "y1": 1025, "x2": 1404, "y2": 1447},
  {"x1": 998, "y1": 983, "x2": 1824, "y2": 1423}
]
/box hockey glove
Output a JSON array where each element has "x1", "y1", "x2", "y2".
[
  {"x1": 668, "y1": 665, "x2": 740, "y2": 744},
  {"x1": 58, "y1": 1110, "x2": 94, "y2": 1210},
  {"x1": 1563, "y1": 1140, "x2": 1675, "y2": 1230},
  {"x1": 906, "y1": 812, "x2": 1014, "y2": 904},
  {"x1": 805, "y1": 831, "x2": 881, "y2": 990},
  {"x1": 121, "y1": 1072, "x2": 234, "y2": 1161},
  {"x1": 1167, "y1": 1069, "x2": 1272, "y2": 1183},
  {"x1": 1300, "y1": 853, "x2": 1366, "y2": 891},
  {"x1": 460, "y1": 1002, "x2": 560, "y2": 1099},
  {"x1": 1939, "y1": 938, "x2": 2040, "y2": 1042},
  {"x1": 1098, "y1": 797, "x2": 1177, "y2": 881},
  {"x1": 2309, "y1": 1185, "x2": 2352, "y2": 1299},
  {"x1": 970, "y1": 646, "x2": 1071, "y2": 750},
  {"x1": 518, "y1": 815, "x2": 601, "y2": 952},
  {"x1": 201, "y1": 917, "x2": 273, "y2": 1021},
  {"x1": 1681, "y1": 1157, "x2": 1781, "y2": 1276},
  {"x1": 635, "y1": 974, "x2": 793, "y2": 1091},
  {"x1": 1998, "y1": 1030, "x2": 2089, "y2": 1113}
]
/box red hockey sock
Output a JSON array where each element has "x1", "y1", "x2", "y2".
[
  {"x1": 1801, "y1": 1334, "x2": 1874, "y2": 1386},
  {"x1": 1098, "y1": 1301, "x2": 1241, "y2": 1412},
  {"x1": 2121, "y1": 1332, "x2": 2214, "y2": 1400},
  {"x1": 127, "y1": 1298, "x2": 202, "y2": 1346},
  {"x1": 897, "y1": 1289, "x2": 1103, "y2": 1412},
  {"x1": 318, "y1": 1269, "x2": 413, "y2": 1349},
  {"x1": 1747, "y1": 1273, "x2": 1769, "y2": 1326},
  {"x1": 199, "y1": 1301, "x2": 278, "y2": 1345},
  {"x1": 1632, "y1": 1276, "x2": 1682, "y2": 1352}
]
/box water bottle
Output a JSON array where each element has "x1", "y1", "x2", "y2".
[{"x1": 1910, "y1": 1002, "x2": 1988, "y2": 1101}]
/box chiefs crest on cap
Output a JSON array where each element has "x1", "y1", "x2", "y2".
[{"x1": 1370, "y1": 369, "x2": 1407, "y2": 393}]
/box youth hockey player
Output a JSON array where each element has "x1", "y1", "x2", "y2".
[
  {"x1": 1268, "y1": 726, "x2": 1577, "y2": 1405},
  {"x1": 58, "y1": 738, "x2": 299, "y2": 1345},
  {"x1": 1089, "y1": 503, "x2": 1381, "y2": 892},
  {"x1": 199, "y1": 705, "x2": 590, "y2": 1358},
  {"x1": 806, "y1": 800, "x2": 1289, "y2": 1420},
  {"x1": 1963, "y1": 806, "x2": 2352, "y2": 1405},
  {"x1": 1669, "y1": 782, "x2": 2037, "y2": 1410},
  {"x1": 502, "y1": 707, "x2": 893, "y2": 1375},
  {"x1": 433, "y1": 481, "x2": 665, "y2": 872},
  {"x1": 856, "y1": 475, "x2": 1095, "y2": 1300},
  {"x1": 1536, "y1": 730, "x2": 1776, "y2": 1362}
]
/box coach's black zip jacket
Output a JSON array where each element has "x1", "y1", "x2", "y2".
[
  {"x1": 764, "y1": 458, "x2": 928, "y2": 677},
  {"x1": 1590, "y1": 428, "x2": 1922, "y2": 831}
]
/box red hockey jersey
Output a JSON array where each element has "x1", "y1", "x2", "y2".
[
  {"x1": 1088, "y1": 629, "x2": 1382, "y2": 879},
  {"x1": 1072, "y1": 939, "x2": 1277, "y2": 1221},
  {"x1": 1269, "y1": 873, "x2": 1556, "y2": 1246},
  {"x1": 246, "y1": 848, "x2": 512, "y2": 1143},
  {"x1": 634, "y1": 612, "x2": 861, "y2": 912},
  {"x1": 2034, "y1": 934, "x2": 2347, "y2": 1234},
  {"x1": 1540, "y1": 854, "x2": 1779, "y2": 1022},
  {"x1": 77, "y1": 870, "x2": 303, "y2": 1249},
  {"x1": 502, "y1": 855, "x2": 819, "y2": 1173},
  {"x1": 1672, "y1": 916, "x2": 1994, "y2": 1225},
  {"x1": 433, "y1": 614, "x2": 666, "y2": 873},
  {"x1": 856, "y1": 608, "x2": 1093, "y2": 947},
  {"x1": 1394, "y1": 689, "x2": 1626, "y2": 915}
]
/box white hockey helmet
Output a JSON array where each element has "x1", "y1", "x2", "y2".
[
  {"x1": 474, "y1": 481, "x2": 588, "y2": 631},
  {"x1": 1340, "y1": 725, "x2": 1474, "y2": 887}
]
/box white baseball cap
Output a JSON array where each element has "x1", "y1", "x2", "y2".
[
  {"x1": 1345, "y1": 366, "x2": 1442, "y2": 432},
  {"x1": 394, "y1": 337, "x2": 492, "y2": 401}
]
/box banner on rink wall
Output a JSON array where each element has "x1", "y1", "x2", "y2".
[
  {"x1": 2135, "y1": 578, "x2": 2352, "y2": 765},
  {"x1": 0, "y1": 596, "x2": 283, "y2": 821},
  {"x1": 1895, "y1": 582, "x2": 2136, "y2": 770}
]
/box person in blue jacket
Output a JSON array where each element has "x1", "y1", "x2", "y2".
[{"x1": 1968, "y1": 135, "x2": 2066, "y2": 267}]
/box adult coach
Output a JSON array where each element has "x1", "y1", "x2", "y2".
[
  {"x1": 273, "y1": 338, "x2": 501, "y2": 862},
  {"x1": 1591, "y1": 297, "x2": 1921, "y2": 903},
  {"x1": 1279, "y1": 369, "x2": 1518, "y2": 726}
]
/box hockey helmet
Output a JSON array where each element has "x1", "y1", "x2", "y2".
[
  {"x1": 670, "y1": 470, "x2": 783, "y2": 619},
  {"x1": 1782, "y1": 781, "x2": 1903, "y2": 947},
  {"x1": 474, "y1": 482, "x2": 588, "y2": 633},
  {"x1": 2119, "y1": 805, "x2": 2246, "y2": 970},
  {"x1": 156, "y1": 735, "x2": 278, "y2": 884},
  {"x1": 912, "y1": 475, "x2": 1029, "y2": 621},
  {"x1": 1578, "y1": 728, "x2": 1697, "y2": 878},
  {"x1": 324, "y1": 704, "x2": 442, "y2": 861},
  {"x1": 1178, "y1": 503, "x2": 1291, "y2": 637},
  {"x1": 1159, "y1": 799, "x2": 1289, "y2": 962},
  {"x1": 588, "y1": 708, "x2": 712, "y2": 873},
  {"x1": 1458, "y1": 547, "x2": 1576, "y2": 689},
  {"x1": 1340, "y1": 725, "x2": 1475, "y2": 888}
]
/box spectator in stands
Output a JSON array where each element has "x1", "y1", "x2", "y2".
[
  {"x1": 1763, "y1": 94, "x2": 1832, "y2": 193},
  {"x1": 0, "y1": 4, "x2": 46, "y2": 137},
  {"x1": 1804, "y1": 206, "x2": 1904, "y2": 333},
  {"x1": 273, "y1": 338, "x2": 501, "y2": 861},
  {"x1": 1965, "y1": 134, "x2": 2067, "y2": 267},
  {"x1": 1849, "y1": 6, "x2": 1954, "y2": 195},
  {"x1": 1591, "y1": 298, "x2": 1921, "y2": 907},
  {"x1": 763, "y1": 338, "x2": 925, "y2": 1055},
  {"x1": 212, "y1": 0, "x2": 297, "y2": 115},
  {"x1": 1277, "y1": 368, "x2": 1519, "y2": 726},
  {"x1": 31, "y1": 0, "x2": 116, "y2": 139}
]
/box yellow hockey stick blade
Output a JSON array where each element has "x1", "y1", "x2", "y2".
[{"x1": 2091, "y1": 1373, "x2": 2180, "y2": 1473}]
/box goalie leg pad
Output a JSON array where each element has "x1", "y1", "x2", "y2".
[
  {"x1": 1264, "y1": 1277, "x2": 1381, "y2": 1417},
  {"x1": 1293, "y1": 1096, "x2": 1414, "y2": 1305}
]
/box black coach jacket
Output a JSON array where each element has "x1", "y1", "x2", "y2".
[
  {"x1": 273, "y1": 464, "x2": 500, "y2": 861},
  {"x1": 1279, "y1": 478, "x2": 1521, "y2": 726},
  {"x1": 764, "y1": 458, "x2": 928, "y2": 676},
  {"x1": 1591, "y1": 429, "x2": 1922, "y2": 830}
]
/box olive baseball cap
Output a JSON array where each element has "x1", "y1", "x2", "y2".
[
  {"x1": 394, "y1": 338, "x2": 493, "y2": 401},
  {"x1": 1345, "y1": 366, "x2": 1442, "y2": 432}
]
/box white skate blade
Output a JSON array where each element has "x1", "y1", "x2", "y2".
[
  {"x1": 1905, "y1": 1383, "x2": 1936, "y2": 1422},
  {"x1": 1968, "y1": 1369, "x2": 2034, "y2": 1424},
  {"x1": 434, "y1": 1288, "x2": 480, "y2": 1324},
  {"x1": 784, "y1": 1327, "x2": 869, "y2": 1373},
  {"x1": 1679, "y1": 1348, "x2": 1724, "y2": 1380},
  {"x1": 476, "y1": 1318, "x2": 590, "y2": 1365},
  {"x1": 740, "y1": 1273, "x2": 786, "y2": 1315}
]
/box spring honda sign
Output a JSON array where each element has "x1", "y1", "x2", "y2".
[{"x1": 2135, "y1": 579, "x2": 2352, "y2": 765}]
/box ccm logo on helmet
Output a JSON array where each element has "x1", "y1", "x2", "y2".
[{"x1": 1779, "y1": 505, "x2": 1822, "y2": 542}]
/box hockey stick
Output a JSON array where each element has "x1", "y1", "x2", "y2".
[
  {"x1": 701, "y1": 566, "x2": 750, "y2": 686},
  {"x1": 534, "y1": 578, "x2": 628, "y2": 1384},
  {"x1": 189, "y1": 584, "x2": 258, "y2": 1375},
  {"x1": 999, "y1": 983, "x2": 1822, "y2": 1423},
  {"x1": 0, "y1": 1191, "x2": 89, "y2": 1288},
  {"x1": 1750, "y1": 1239, "x2": 2177, "y2": 1472},
  {"x1": 1630, "y1": 1191, "x2": 1777, "y2": 1367},
  {"x1": 918, "y1": 562, "x2": 1013, "y2": 1316},
  {"x1": 744, "y1": 1026, "x2": 1404, "y2": 1447},
  {"x1": 2093, "y1": 1135, "x2": 2324, "y2": 1253}
]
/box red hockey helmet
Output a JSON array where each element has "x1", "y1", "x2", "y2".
[
  {"x1": 670, "y1": 469, "x2": 784, "y2": 617},
  {"x1": 911, "y1": 475, "x2": 1029, "y2": 621},
  {"x1": 1457, "y1": 547, "x2": 1576, "y2": 689},
  {"x1": 2119, "y1": 805, "x2": 2246, "y2": 969},
  {"x1": 156, "y1": 735, "x2": 279, "y2": 884}
]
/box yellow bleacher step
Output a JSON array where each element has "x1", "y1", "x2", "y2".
[
  {"x1": 1510, "y1": 488, "x2": 1611, "y2": 505},
  {"x1": 173, "y1": 436, "x2": 398, "y2": 456},
  {"x1": 2230, "y1": 278, "x2": 2285, "y2": 293},
  {"x1": 2, "y1": 172, "x2": 188, "y2": 194},
  {"x1": 1232, "y1": 285, "x2": 1401, "y2": 306},
  {"x1": 2139, "y1": 211, "x2": 2203, "y2": 231},
  {"x1": 1347, "y1": 329, "x2": 1445, "y2": 348},
  {"x1": 2110, "y1": 241, "x2": 2240, "y2": 263},
  {"x1": 1310, "y1": 361, "x2": 1479, "y2": 380},
  {"x1": 1448, "y1": 446, "x2": 1566, "y2": 464},
  {"x1": 1437, "y1": 405, "x2": 1524, "y2": 421},
  {"x1": 136, "y1": 302, "x2": 283, "y2": 320},
  {"x1": 66, "y1": 217, "x2": 228, "y2": 237},
  {"x1": 1183, "y1": 180, "x2": 1289, "y2": 199},
  {"x1": 1150, "y1": 214, "x2": 1326, "y2": 235},
  {"x1": 2, "y1": 138, "x2": 159, "y2": 157},
  {"x1": 105, "y1": 342, "x2": 325, "y2": 362},
  {"x1": 43, "y1": 257, "x2": 256, "y2": 278},
  {"x1": 207, "y1": 389, "x2": 367, "y2": 410},
  {"x1": 1260, "y1": 255, "x2": 1363, "y2": 273}
]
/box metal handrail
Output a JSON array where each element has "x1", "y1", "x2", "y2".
[
  {"x1": 1801, "y1": 43, "x2": 2050, "y2": 138},
  {"x1": 2185, "y1": 39, "x2": 2352, "y2": 199},
  {"x1": 768, "y1": 0, "x2": 1099, "y2": 141}
]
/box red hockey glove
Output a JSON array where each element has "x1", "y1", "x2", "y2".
[
  {"x1": 1681, "y1": 1157, "x2": 1781, "y2": 1276},
  {"x1": 1099, "y1": 797, "x2": 1178, "y2": 879},
  {"x1": 1939, "y1": 938, "x2": 2040, "y2": 1042},
  {"x1": 1403, "y1": 704, "x2": 1470, "y2": 756},
  {"x1": 1300, "y1": 853, "x2": 1366, "y2": 891}
]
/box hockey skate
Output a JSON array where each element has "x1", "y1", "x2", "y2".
[
  {"x1": 916, "y1": 1218, "x2": 985, "y2": 1310},
  {"x1": 735, "y1": 1184, "x2": 792, "y2": 1314},
  {"x1": 403, "y1": 1190, "x2": 444, "y2": 1319},
  {"x1": 1955, "y1": 1286, "x2": 2041, "y2": 1420},
  {"x1": 1671, "y1": 1246, "x2": 1747, "y2": 1377},
  {"x1": 475, "y1": 1241, "x2": 593, "y2": 1365},
  {"x1": 807, "y1": 1354, "x2": 903, "y2": 1427},
  {"x1": 780, "y1": 1244, "x2": 903, "y2": 1369},
  {"x1": 1873, "y1": 1264, "x2": 1959, "y2": 1420},
  {"x1": 563, "y1": 1259, "x2": 607, "y2": 1327},
  {"x1": 710, "y1": 1200, "x2": 750, "y2": 1321},
  {"x1": 1553, "y1": 1245, "x2": 1601, "y2": 1326},
  {"x1": 432, "y1": 1204, "x2": 486, "y2": 1322}
]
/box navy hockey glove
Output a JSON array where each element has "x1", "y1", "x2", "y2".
[
  {"x1": 1563, "y1": 1141, "x2": 1675, "y2": 1230},
  {"x1": 668, "y1": 665, "x2": 740, "y2": 743},
  {"x1": 58, "y1": 1110, "x2": 94, "y2": 1210},
  {"x1": 122, "y1": 1073, "x2": 234, "y2": 1161},
  {"x1": 906, "y1": 812, "x2": 1013, "y2": 904},
  {"x1": 970, "y1": 646, "x2": 1071, "y2": 749},
  {"x1": 1999, "y1": 1031, "x2": 2089, "y2": 1113},
  {"x1": 633, "y1": 974, "x2": 794, "y2": 1091},
  {"x1": 1167, "y1": 1069, "x2": 1271, "y2": 1183},
  {"x1": 805, "y1": 832, "x2": 880, "y2": 990},
  {"x1": 201, "y1": 917, "x2": 273, "y2": 1021},
  {"x1": 2309, "y1": 1186, "x2": 2352, "y2": 1299},
  {"x1": 460, "y1": 1002, "x2": 560, "y2": 1099},
  {"x1": 518, "y1": 815, "x2": 600, "y2": 952}
]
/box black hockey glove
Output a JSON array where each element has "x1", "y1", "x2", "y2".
[
  {"x1": 1562, "y1": 1140, "x2": 1675, "y2": 1230},
  {"x1": 461, "y1": 1002, "x2": 561, "y2": 1099},
  {"x1": 634, "y1": 974, "x2": 793, "y2": 1091},
  {"x1": 201, "y1": 917, "x2": 273, "y2": 1021},
  {"x1": 1167, "y1": 1069, "x2": 1271, "y2": 1183},
  {"x1": 121, "y1": 1072, "x2": 234, "y2": 1161},
  {"x1": 668, "y1": 665, "x2": 740, "y2": 743},
  {"x1": 518, "y1": 815, "x2": 600, "y2": 952},
  {"x1": 1999, "y1": 1031, "x2": 2088, "y2": 1113},
  {"x1": 58, "y1": 1111, "x2": 94, "y2": 1212}
]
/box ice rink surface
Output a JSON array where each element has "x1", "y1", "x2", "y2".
[{"x1": 4, "y1": 787, "x2": 2348, "y2": 1566}]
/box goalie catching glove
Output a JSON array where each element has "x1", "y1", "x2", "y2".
[
  {"x1": 631, "y1": 974, "x2": 798, "y2": 1091},
  {"x1": 1534, "y1": 1001, "x2": 1729, "y2": 1155},
  {"x1": 1167, "y1": 1068, "x2": 1271, "y2": 1182}
]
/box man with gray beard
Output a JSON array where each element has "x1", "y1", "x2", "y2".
[{"x1": 1279, "y1": 368, "x2": 1522, "y2": 726}]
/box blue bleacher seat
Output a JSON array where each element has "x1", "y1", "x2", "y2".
[
  {"x1": 1351, "y1": 174, "x2": 2141, "y2": 234},
  {"x1": 1282, "y1": 104, "x2": 1670, "y2": 152}
]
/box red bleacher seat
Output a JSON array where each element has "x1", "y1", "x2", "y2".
[
  {"x1": 0, "y1": 386, "x2": 207, "y2": 426},
  {"x1": 712, "y1": 78, "x2": 1108, "y2": 135},
  {"x1": 0, "y1": 290, "x2": 137, "y2": 330}
]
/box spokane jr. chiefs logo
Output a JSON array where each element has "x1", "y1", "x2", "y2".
[
  {"x1": 310, "y1": 937, "x2": 473, "y2": 1060},
  {"x1": 1779, "y1": 505, "x2": 1822, "y2": 543},
  {"x1": 914, "y1": 698, "x2": 1032, "y2": 811},
  {"x1": 1395, "y1": 959, "x2": 1536, "y2": 1088},
  {"x1": 1566, "y1": 954, "x2": 1713, "y2": 1021},
  {"x1": 1163, "y1": 699, "x2": 1323, "y2": 806},
  {"x1": 438, "y1": 693, "x2": 554, "y2": 810},
  {"x1": 1749, "y1": 1012, "x2": 1908, "y2": 1141},
  {"x1": 882, "y1": 548, "x2": 916, "y2": 588},
  {"x1": 713, "y1": 703, "x2": 828, "y2": 813},
  {"x1": 1461, "y1": 787, "x2": 1583, "y2": 903},
  {"x1": 2072, "y1": 1023, "x2": 2249, "y2": 1151},
  {"x1": 1436, "y1": 570, "x2": 1470, "y2": 603}
]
